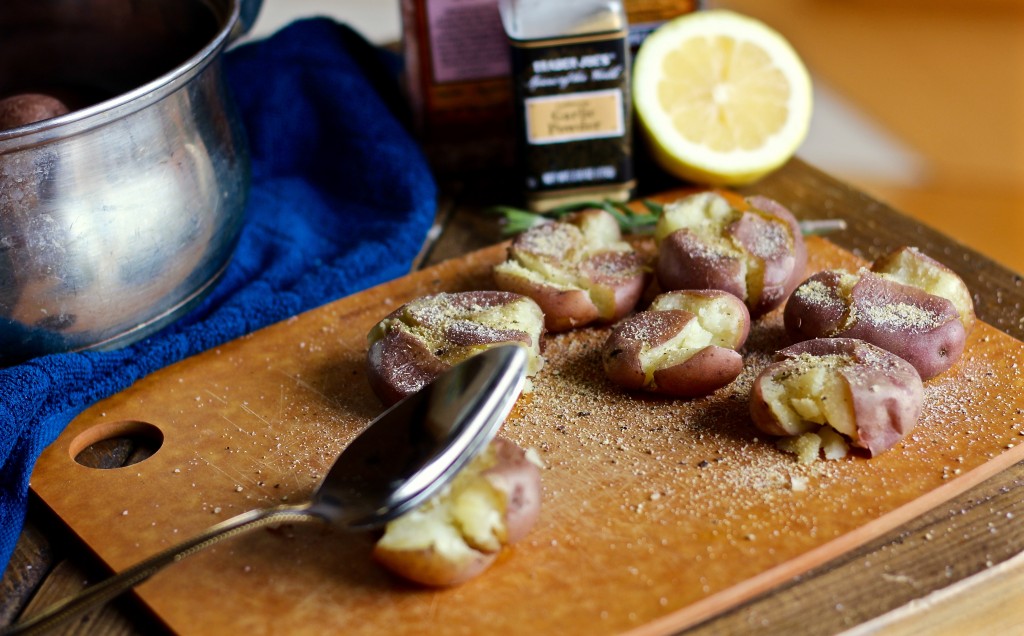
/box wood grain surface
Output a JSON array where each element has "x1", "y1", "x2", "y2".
[
  {"x1": 5, "y1": 159, "x2": 1024, "y2": 635},
  {"x1": 25, "y1": 223, "x2": 1024, "y2": 633}
]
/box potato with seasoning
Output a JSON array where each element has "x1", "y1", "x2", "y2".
[
  {"x1": 602, "y1": 289, "x2": 750, "y2": 397},
  {"x1": 373, "y1": 437, "x2": 542, "y2": 587},
  {"x1": 750, "y1": 338, "x2": 924, "y2": 460},
  {"x1": 654, "y1": 191, "x2": 807, "y2": 317},
  {"x1": 493, "y1": 208, "x2": 649, "y2": 332},
  {"x1": 871, "y1": 246, "x2": 975, "y2": 334},
  {"x1": 783, "y1": 247, "x2": 973, "y2": 380},
  {"x1": 366, "y1": 291, "x2": 545, "y2": 406}
]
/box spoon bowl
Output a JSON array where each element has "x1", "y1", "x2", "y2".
[
  {"x1": 4, "y1": 345, "x2": 528, "y2": 636},
  {"x1": 308, "y1": 343, "x2": 528, "y2": 527}
]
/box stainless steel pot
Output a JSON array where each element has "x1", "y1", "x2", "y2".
[{"x1": 0, "y1": 0, "x2": 257, "y2": 364}]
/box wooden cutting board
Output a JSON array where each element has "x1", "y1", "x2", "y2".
[{"x1": 30, "y1": 236, "x2": 1024, "y2": 635}]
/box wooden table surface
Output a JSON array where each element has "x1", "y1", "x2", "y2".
[{"x1": 3, "y1": 158, "x2": 1024, "y2": 634}]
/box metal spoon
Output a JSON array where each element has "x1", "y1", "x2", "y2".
[{"x1": 4, "y1": 344, "x2": 528, "y2": 636}]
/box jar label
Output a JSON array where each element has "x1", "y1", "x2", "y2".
[
  {"x1": 525, "y1": 89, "x2": 624, "y2": 145},
  {"x1": 425, "y1": 0, "x2": 511, "y2": 84},
  {"x1": 510, "y1": 30, "x2": 633, "y2": 198}
]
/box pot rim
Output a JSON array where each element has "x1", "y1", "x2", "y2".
[{"x1": 0, "y1": 0, "x2": 241, "y2": 149}]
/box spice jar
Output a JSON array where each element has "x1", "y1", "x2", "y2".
[{"x1": 500, "y1": 0, "x2": 634, "y2": 211}]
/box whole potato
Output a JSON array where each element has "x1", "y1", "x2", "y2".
[
  {"x1": 784, "y1": 268, "x2": 966, "y2": 380},
  {"x1": 366, "y1": 291, "x2": 545, "y2": 405},
  {"x1": 373, "y1": 437, "x2": 542, "y2": 587},
  {"x1": 603, "y1": 289, "x2": 750, "y2": 397},
  {"x1": 494, "y1": 209, "x2": 649, "y2": 332},
  {"x1": 750, "y1": 338, "x2": 924, "y2": 458},
  {"x1": 654, "y1": 191, "x2": 807, "y2": 317},
  {"x1": 0, "y1": 93, "x2": 70, "y2": 131}
]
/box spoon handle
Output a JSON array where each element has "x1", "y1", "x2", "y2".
[{"x1": 3, "y1": 505, "x2": 320, "y2": 636}]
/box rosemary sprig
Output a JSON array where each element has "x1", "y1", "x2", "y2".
[
  {"x1": 487, "y1": 198, "x2": 846, "y2": 238},
  {"x1": 488, "y1": 199, "x2": 664, "y2": 238}
]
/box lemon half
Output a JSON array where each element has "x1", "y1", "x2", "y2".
[{"x1": 633, "y1": 10, "x2": 813, "y2": 186}]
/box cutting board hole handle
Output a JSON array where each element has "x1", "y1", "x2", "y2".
[{"x1": 69, "y1": 420, "x2": 164, "y2": 469}]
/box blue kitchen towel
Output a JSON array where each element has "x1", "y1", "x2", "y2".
[{"x1": 0, "y1": 19, "x2": 436, "y2": 572}]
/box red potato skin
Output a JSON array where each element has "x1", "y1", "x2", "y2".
[
  {"x1": 730, "y1": 197, "x2": 808, "y2": 316},
  {"x1": 492, "y1": 269, "x2": 600, "y2": 332},
  {"x1": 367, "y1": 327, "x2": 449, "y2": 407},
  {"x1": 780, "y1": 269, "x2": 848, "y2": 337},
  {"x1": 366, "y1": 291, "x2": 542, "y2": 405},
  {"x1": 748, "y1": 381, "x2": 793, "y2": 439},
  {"x1": 655, "y1": 196, "x2": 806, "y2": 317},
  {"x1": 649, "y1": 288, "x2": 752, "y2": 349},
  {"x1": 655, "y1": 230, "x2": 747, "y2": 302},
  {"x1": 372, "y1": 438, "x2": 541, "y2": 588},
  {"x1": 750, "y1": 338, "x2": 924, "y2": 457},
  {"x1": 602, "y1": 308, "x2": 744, "y2": 398},
  {"x1": 372, "y1": 543, "x2": 498, "y2": 588},
  {"x1": 652, "y1": 346, "x2": 744, "y2": 398},
  {"x1": 0, "y1": 93, "x2": 69, "y2": 130},
  {"x1": 784, "y1": 270, "x2": 966, "y2": 380},
  {"x1": 480, "y1": 437, "x2": 542, "y2": 545},
  {"x1": 441, "y1": 319, "x2": 535, "y2": 349},
  {"x1": 604, "y1": 309, "x2": 690, "y2": 391},
  {"x1": 495, "y1": 211, "x2": 649, "y2": 332},
  {"x1": 427, "y1": 290, "x2": 531, "y2": 322},
  {"x1": 578, "y1": 250, "x2": 649, "y2": 324},
  {"x1": 871, "y1": 246, "x2": 977, "y2": 334}
]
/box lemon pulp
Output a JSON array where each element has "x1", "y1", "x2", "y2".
[{"x1": 633, "y1": 10, "x2": 813, "y2": 185}]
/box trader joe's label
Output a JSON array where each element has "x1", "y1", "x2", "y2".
[{"x1": 509, "y1": 30, "x2": 634, "y2": 199}]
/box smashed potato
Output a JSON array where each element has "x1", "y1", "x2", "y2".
[
  {"x1": 493, "y1": 209, "x2": 649, "y2": 332},
  {"x1": 751, "y1": 338, "x2": 924, "y2": 460},
  {"x1": 602, "y1": 289, "x2": 750, "y2": 397},
  {"x1": 784, "y1": 247, "x2": 973, "y2": 380},
  {"x1": 366, "y1": 291, "x2": 545, "y2": 405},
  {"x1": 871, "y1": 246, "x2": 975, "y2": 334},
  {"x1": 654, "y1": 191, "x2": 807, "y2": 317},
  {"x1": 373, "y1": 437, "x2": 542, "y2": 587}
]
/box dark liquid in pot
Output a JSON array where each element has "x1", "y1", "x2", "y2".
[{"x1": 0, "y1": 0, "x2": 220, "y2": 111}]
